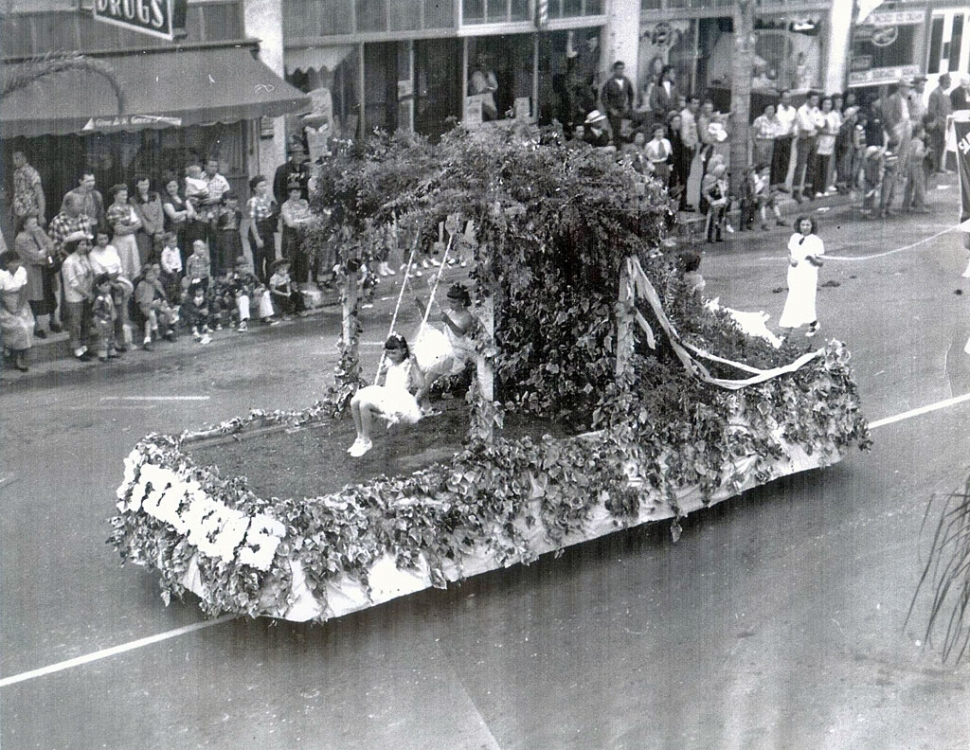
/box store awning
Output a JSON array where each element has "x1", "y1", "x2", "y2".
[{"x1": 1, "y1": 46, "x2": 311, "y2": 139}]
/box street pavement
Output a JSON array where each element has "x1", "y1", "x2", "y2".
[{"x1": 3, "y1": 179, "x2": 970, "y2": 749}]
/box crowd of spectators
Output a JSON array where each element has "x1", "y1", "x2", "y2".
[
  {"x1": 569, "y1": 62, "x2": 970, "y2": 242},
  {"x1": 2, "y1": 147, "x2": 321, "y2": 371}
]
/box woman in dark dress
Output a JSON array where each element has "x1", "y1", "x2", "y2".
[
  {"x1": 161, "y1": 175, "x2": 195, "y2": 267},
  {"x1": 667, "y1": 111, "x2": 692, "y2": 211}
]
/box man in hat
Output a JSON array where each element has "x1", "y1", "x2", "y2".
[
  {"x1": 928, "y1": 73, "x2": 953, "y2": 174},
  {"x1": 600, "y1": 61, "x2": 635, "y2": 146},
  {"x1": 273, "y1": 139, "x2": 310, "y2": 206},
  {"x1": 883, "y1": 78, "x2": 913, "y2": 158},
  {"x1": 582, "y1": 110, "x2": 612, "y2": 148}
]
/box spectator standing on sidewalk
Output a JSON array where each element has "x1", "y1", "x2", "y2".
[
  {"x1": 106, "y1": 184, "x2": 142, "y2": 282},
  {"x1": 879, "y1": 138, "x2": 901, "y2": 218},
  {"x1": 14, "y1": 215, "x2": 56, "y2": 339},
  {"x1": 883, "y1": 78, "x2": 913, "y2": 161},
  {"x1": 771, "y1": 90, "x2": 797, "y2": 192},
  {"x1": 60, "y1": 233, "x2": 95, "y2": 361},
  {"x1": 928, "y1": 74, "x2": 953, "y2": 175},
  {"x1": 247, "y1": 175, "x2": 277, "y2": 284},
  {"x1": 62, "y1": 171, "x2": 104, "y2": 226},
  {"x1": 679, "y1": 96, "x2": 700, "y2": 210},
  {"x1": 950, "y1": 74, "x2": 970, "y2": 112},
  {"x1": 751, "y1": 103, "x2": 778, "y2": 173},
  {"x1": 0, "y1": 250, "x2": 34, "y2": 371},
  {"x1": 793, "y1": 90, "x2": 823, "y2": 203},
  {"x1": 130, "y1": 175, "x2": 164, "y2": 266},
  {"x1": 10, "y1": 151, "x2": 46, "y2": 229},
  {"x1": 600, "y1": 61, "x2": 635, "y2": 146},
  {"x1": 835, "y1": 106, "x2": 859, "y2": 193},
  {"x1": 89, "y1": 228, "x2": 132, "y2": 351},
  {"x1": 667, "y1": 111, "x2": 693, "y2": 212},
  {"x1": 647, "y1": 65, "x2": 680, "y2": 127},
  {"x1": 812, "y1": 95, "x2": 838, "y2": 198},
  {"x1": 902, "y1": 126, "x2": 931, "y2": 214}
]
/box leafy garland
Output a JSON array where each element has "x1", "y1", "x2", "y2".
[{"x1": 108, "y1": 339, "x2": 870, "y2": 621}]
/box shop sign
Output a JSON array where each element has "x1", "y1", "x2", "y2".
[
  {"x1": 870, "y1": 26, "x2": 898, "y2": 48},
  {"x1": 82, "y1": 114, "x2": 183, "y2": 131},
  {"x1": 851, "y1": 55, "x2": 873, "y2": 72},
  {"x1": 92, "y1": 0, "x2": 187, "y2": 42},
  {"x1": 864, "y1": 10, "x2": 925, "y2": 26},
  {"x1": 848, "y1": 64, "x2": 920, "y2": 87}
]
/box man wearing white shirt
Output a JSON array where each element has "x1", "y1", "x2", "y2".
[
  {"x1": 680, "y1": 96, "x2": 700, "y2": 211},
  {"x1": 772, "y1": 89, "x2": 797, "y2": 191},
  {"x1": 792, "y1": 90, "x2": 824, "y2": 203}
]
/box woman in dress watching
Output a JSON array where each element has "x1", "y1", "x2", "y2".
[
  {"x1": 130, "y1": 175, "x2": 164, "y2": 265},
  {"x1": 14, "y1": 215, "x2": 57, "y2": 339},
  {"x1": 106, "y1": 184, "x2": 142, "y2": 281}
]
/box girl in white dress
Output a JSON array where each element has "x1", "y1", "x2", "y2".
[
  {"x1": 412, "y1": 283, "x2": 475, "y2": 413},
  {"x1": 779, "y1": 215, "x2": 824, "y2": 338},
  {"x1": 348, "y1": 334, "x2": 425, "y2": 458}
]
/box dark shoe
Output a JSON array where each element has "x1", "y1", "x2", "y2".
[
  {"x1": 77, "y1": 351, "x2": 95, "y2": 362},
  {"x1": 682, "y1": 205, "x2": 696, "y2": 212},
  {"x1": 115, "y1": 344, "x2": 128, "y2": 353},
  {"x1": 34, "y1": 329, "x2": 47, "y2": 340},
  {"x1": 49, "y1": 322, "x2": 63, "y2": 333},
  {"x1": 143, "y1": 340, "x2": 154, "y2": 352},
  {"x1": 108, "y1": 351, "x2": 121, "y2": 359},
  {"x1": 99, "y1": 356, "x2": 109, "y2": 363},
  {"x1": 776, "y1": 186, "x2": 790, "y2": 193}
]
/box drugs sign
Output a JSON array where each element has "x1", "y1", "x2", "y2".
[{"x1": 92, "y1": 0, "x2": 187, "y2": 42}]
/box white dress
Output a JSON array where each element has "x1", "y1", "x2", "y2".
[
  {"x1": 356, "y1": 360, "x2": 422, "y2": 424},
  {"x1": 779, "y1": 232, "x2": 824, "y2": 329},
  {"x1": 413, "y1": 323, "x2": 474, "y2": 378}
]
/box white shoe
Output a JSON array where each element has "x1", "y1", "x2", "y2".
[
  {"x1": 348, "y1": 438, "x2": 372, "y2": 457},
  {"x1": 199, "y1": 334, "x2": 212, "y2": 345},
  {"x1": 430, "y1": 257, "x2": 441, "y2": 267},
  {"x1": 421, "y1": 258, "x2": 431, "y2": 269}
]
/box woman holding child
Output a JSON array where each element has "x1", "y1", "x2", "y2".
[{"x1": 107, "y1": 184, "x2": 142, "y2": 281}]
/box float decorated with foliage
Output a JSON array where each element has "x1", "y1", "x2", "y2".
[{"x1": 109, "y1": 125, "x2": 871, "y2": 622}]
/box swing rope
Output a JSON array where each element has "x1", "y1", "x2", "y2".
[
  {"x1": 373, "y1": 229, "x2": 421, "y2": 384},
  {"x1": 372, "y1": 227, "x2": 454, "y2": 385}
]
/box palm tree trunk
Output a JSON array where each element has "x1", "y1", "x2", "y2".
[{"x1": 730, "y1": 0, "x2": 755, "y2": 196}]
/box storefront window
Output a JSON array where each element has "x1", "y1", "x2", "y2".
[
  {"x1": 466, "y1": 35, "x2": 535, "y2": 124},
  {"x1": 284, "y1": 0, "x2": 355, "y2": 38},
  {"x1": 415, "y1": 38, "x2": 461, "y2": 140},
  {"x1": 548, "y1": 0, "x2": 602, "y2": 16},
  {"x1": 462, "y1": 0, "x2": 531, "y2": 25}
]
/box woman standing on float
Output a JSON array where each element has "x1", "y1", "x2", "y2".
[{"x1": 779, "y1": 215, "x2": 824, "y2": 339}]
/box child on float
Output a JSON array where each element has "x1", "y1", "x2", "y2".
[
  {"x1": 91, "y1": 272, "x2": 120, "y2": 362},
  {"x1": 214, "y1": 192, "x2": 243, "y2": 278},
  {"x1": 412, "y1": 282, "x2": 475, "y2": 413},
  {"x1": 268, "y1": 258, "x2": 305, "y2": 319},
  {"x1": 347, "y1": 333, "x2": 425, "y2": 458},
  {"x1": 134, "y1": 263, "x2": 176, "y2": 350}
]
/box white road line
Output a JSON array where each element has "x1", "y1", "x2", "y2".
[
  {"x1": 869, "y1": 391, "x2": 970, "y2": 430},
  {"x1": 0, "y1": 615, "x2": 236, "y2": 689},
  {"x1": 99, "y1": 396, "x2": 211, "y2": 402},
  {"x1": 5, "y1": 391, "x2": 970, "y2": 689},
  {"x1": 826, "y1": 224, "x2": 960, "y2": 261}
]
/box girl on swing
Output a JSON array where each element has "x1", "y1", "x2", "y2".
[
  {"x1": 347, "y1": 333, "x2": 426, "y2": 458},
  {"x1": 412, "y1": 283, "x2": 475, "y2": 413}
]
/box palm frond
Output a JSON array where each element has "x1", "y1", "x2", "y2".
[{"x1": 3, "y1": 52, "x2": 125, "y2": 114}]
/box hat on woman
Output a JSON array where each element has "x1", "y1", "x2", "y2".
[{"x1": 584, "y1": 110, "x2": 607, "y2": 125}]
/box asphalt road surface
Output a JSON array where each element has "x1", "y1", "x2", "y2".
[{"x1": 3, "y1": 182, "x2": 970, "y2": 749}]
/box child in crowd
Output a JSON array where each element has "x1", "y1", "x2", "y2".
[
  {"x1": 89, "y1": 228, "x2": 133, "y2": 350},
  {"x1": 280, "y1": 180, "x2": 314, "y2": 287},
  {"x1": 159, "y1": 231, "x2": 183, "y2": 302},
  {"x1": 91, "y1": 272, "x2": 120, "y2": 362},
  {"x1": 134, "y1": 263, "x2": 176, "y2": 350},
  {"x1": 644, "y1": 124, "x2": 672, "y2": 183},
  {"x1": 902, "y1": 127, "x2": 930, "y2": 214},
  {"x1": 183, "y1": 164, "x2": 208, "y2": 211},
  {"x1": 347, "y1": 333, "x2": 425, "y2": 458},
  {"x1": 879, "y1": 138, "x2": 901, "y2": 219},
  {"x1": 184, "y1": 239, "x2": 211, "y2": 290},
  {"x1": 214, "y1": 192, "x2": 243, "y2": 278},
  {"x1": 752, "y1": 163, "x2": 786, "y2": 230},
  {"x1": 209, "y1": 270, "x2": 235, "y2": 330},
  {"x1": 182, "y1": 279, "x2": 212, "y2": 344},
  {"x1": 861, "y1": 145, "x2": 883, "y2": 217},
  {"x1": 739, "y1": 166, "x2": 758, "y2": 231},
  {"x1": 230, "y1": 256, "x2": 276, "y2": 332},
  {"x1": 268, "y1": 258, "x2": 305, "y2": 319},
  {"x1": 701, "y1": 163, "x2": 729, "y2": 243}
]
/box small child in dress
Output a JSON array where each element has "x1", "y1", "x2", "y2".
[
  {"x1": 752, "y1": 163, "x2": 785, "y2": 230},
  {"x1": 348, "y1": 333, "x2": 425, "y2": 458},
  {"x1": 182, "y1": 279, "x2": 212, "y2": 344},
  {"x1": 879, "y1": 138, "x2": 900, "y2": 218},
  {"x1": 91, "y1": 272, "x2": 120, "y2": 362},
  {"x1": 134, "y1": 263, "x2": 176, "y2": 349},
  {"x1": 861, "y1": 145, "x2": 884, "y2": 217},
  {"x1": 159, "y1": 231, "x2": 183, "y2": 303},
  {"x1": 214, "y1": 192, "x2": 243, "y2": 278},
  {"x1": 412, "y1": 283, "x2": 475, "y2": 413},
  {"x1": 209, "y1": 270, "x2": 234, "y2": 330},
  {"x1": 738, "y1": 166, "x2": 757, "y2": 231},
  {"x1": 268, "y1": 258, "x2": 305, "y2": 319},
  {"x1": 184, "y1": 239, "x2": 211, "y2": 289}
]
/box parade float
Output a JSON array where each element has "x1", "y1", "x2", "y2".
[{"x1": 109, "y1": 125, "x2": 871, "y2": 622}]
